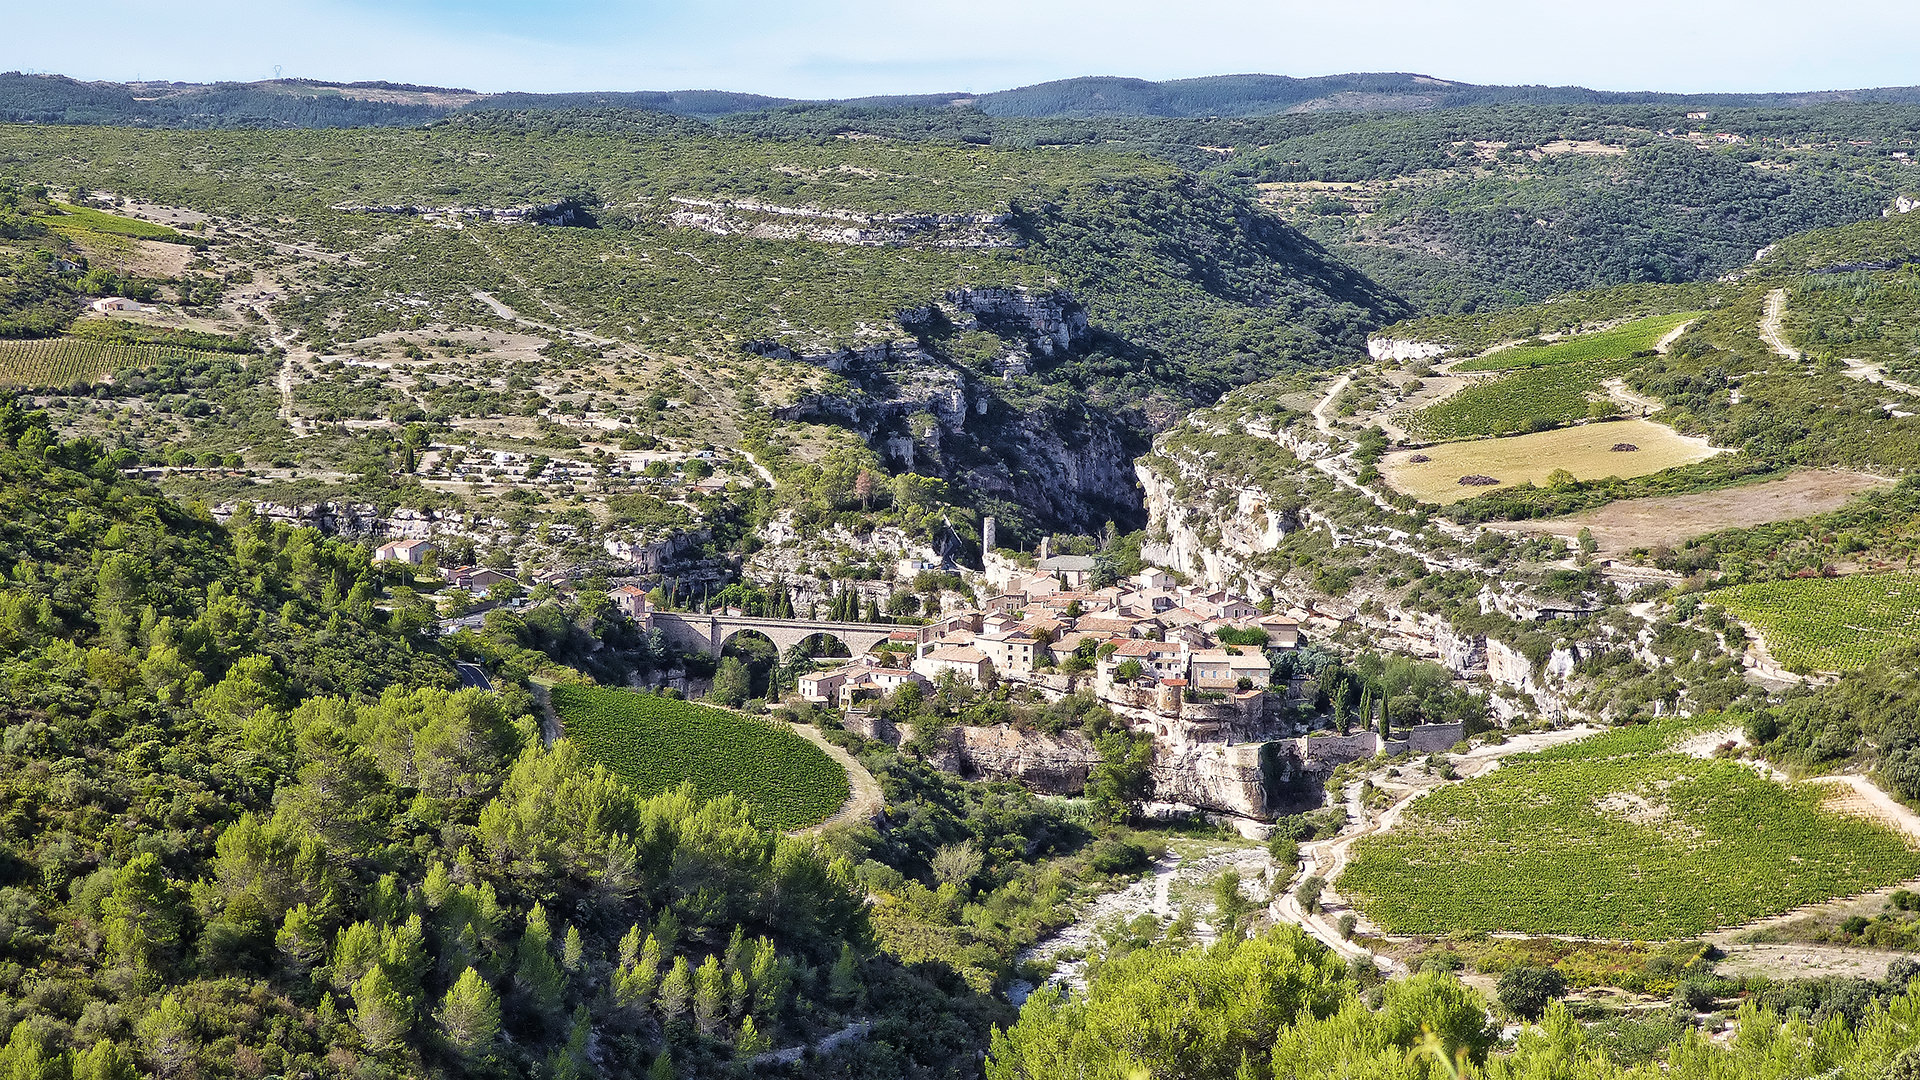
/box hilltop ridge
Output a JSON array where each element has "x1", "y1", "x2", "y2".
[{"x1": 11, "y1": 68, "x2": 1920, "y2": 128}]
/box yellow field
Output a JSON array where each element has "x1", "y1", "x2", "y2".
[{"x1": 1379, "y1": 419, "x2": 1721, "y2": 504}]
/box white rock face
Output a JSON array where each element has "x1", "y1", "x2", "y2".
[{"x1": 1367, "y1": 336, "x2": 1448, "y2": 362}]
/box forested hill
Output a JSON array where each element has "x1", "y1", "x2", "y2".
[
  {"x1": 11, "y1": 69, "x2": 1920, "y2": 128},
  {"x1": 0, "y1": 399, "x2": 1009, "y2": 1077}
]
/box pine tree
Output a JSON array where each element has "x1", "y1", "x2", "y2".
[
  {"x1": 657, "y1": 956, "x2": 692, "y2": 1026},
  {"x1": 735, "y1": 1016, "x2": 772, "y2": 1061},
  {"x1": 549, "y1": 1006, "x2": 592, "y2": 1080},
  {"x1": 350, "y1": 966, "x2": 414, "y2": 1053},
  {"x1": 829, "y1": 943, "x2": 861, "y2": 1006},
  {"x1": 562, "y1": 924, "x2": 585, "y2": 974},
  {"x1": 616, "y1": 930, "x2": 663, "y2": 1009},
  {"x1": 693, "y1": 955, "x2": 727, "y2": 1037},
  {"x1": 73, "y1": 1038, "x2": 136, "y2": 1080},
  {"x1": 516, "y1": 903, "x2": 565, "y2": 1023},
  {"x1": 435, "y1": 967, "x2": 501, "y2": 1063},
  {"x1": 648, "y1": 1049, "x2": 675, "y2": 1080},
  {"x1": 749, "y1": 937, "x2": 784, "y2": 1022},
  {"x1": 276, "y1": 902, "x2": 327, "y2": 974}
]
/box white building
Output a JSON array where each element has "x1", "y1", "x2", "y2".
[
  {"x1": 914, "y1": 645, "x2": 991, "y2": 686},
  {"x1": 374, "y1": 538, "x2": 434, "y2": 565}
]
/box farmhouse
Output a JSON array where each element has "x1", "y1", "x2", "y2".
[
  {"x1": 373, "y1": 538, "x2": 434, "y2": 564},
  {"x1": 89, "y1": 297, "x2": 144, "y2": 313},
  {"x1": 447, "y1": 566, "x2": 512, "y2": 591}
]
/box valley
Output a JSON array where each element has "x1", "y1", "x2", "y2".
[{"x1": 6, "y1": 75, "x2": 1920, "y2": 1080}]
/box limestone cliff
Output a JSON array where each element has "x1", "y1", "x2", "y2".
[{"x1": 758, "y1": 287, "x2": 1143, "y2": 532}]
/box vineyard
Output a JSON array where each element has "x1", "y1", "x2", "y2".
[
  {"x1": 0, "y1": 337, "x2": 221, "y2": 387},
  {"x1": 46, "y1": 202, "x2": 188, "y2": 242},
  {"x1": 1707, "y1": 571, "x2": 1920, "y2": 672},
  {"x1": 1338, "y1": 726, "x2": 1920, "y2": 938},
  {"x1": 1453, "y1": 312, "x2": 1700, "y2": 373},
  {"x1": 550, "y1": 684, "x2": 849, "y2": 830},
  {"x1": 1400, "y1": 359, "x2": 1632, "y2": 442}
]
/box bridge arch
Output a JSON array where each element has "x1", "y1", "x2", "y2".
[{"x1": 650, "y1": 611, "x2": 902, "y2": 658}]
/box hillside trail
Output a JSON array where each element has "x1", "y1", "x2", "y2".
[
  {"x1": 1762, "y1": 287, "x2": 1920, "y2": 399},
  {"x1": 239, "y1": 277, "x2": 312, "y2": 439},
  {"x1": 1759, "y1": 289, "x2": 1801, "y2": 360},
  {"x1": 1301, "y1": 371, "x2": 1481, "y2": 565},
  {"x1": 786, "y1": 722, "x2": 883, "y2": 835}
]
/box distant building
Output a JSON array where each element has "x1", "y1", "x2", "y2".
[
  {"x1": 800, "y1": 660, "x2": 925, "y2": 705},
  {"x1": 374, "y1": 538, "x2": 434, "y2": 565},
  {"x1": 975, "y1": 630, "x2": 1037, "y2": 676},
  {"x1": 448, "y1": 566, "x2": 512, "y2": 592},
  {"x1": 89, "y1": 297, "x2": 142, "y2": 313},
  {"x1": 1036, "y1": 554, "x2": 1098, "y2": 589},
  {"x1": 609, "y1": 584, "x2": 651, "y2": 623},
  {"x1": 914, "y1": 645, "x2": 991, "y2": 685},
  {"x1": 1135, "y1": 567, "x2": 1176, "y2": 591},
  {"x1": 1259, "y1": 615, "x2": 1301, "y2": 649}
]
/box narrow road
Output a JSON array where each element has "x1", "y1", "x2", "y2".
[{"x1": 454, "y1": 662, "x2": 493, "y2": 690}]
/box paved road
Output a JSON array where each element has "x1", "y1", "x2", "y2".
[{"x1": 454, "y1": 662, "x2": 493, "y2": 690}]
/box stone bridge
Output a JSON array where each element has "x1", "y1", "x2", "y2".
[{"x1": 650, "y1": 612, "x2": 902, "y2": 656}]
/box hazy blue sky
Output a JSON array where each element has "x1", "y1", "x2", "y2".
[{"x1": 6, "y1": 0, "x2": 1917, "y2": 96}]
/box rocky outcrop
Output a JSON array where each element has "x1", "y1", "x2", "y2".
[
  {"x1": 1149, "y1": 742, "x2": 1270, "y2": 819},
  {"x1": 840, "y1": 717, "x2": 1283, "y2": 819},
  {"x1": 666, "y1": 197, "x2": 1018, "y2": 248},
  {"x1": 1366, "y1": 336, "x2": 1448, "y2": 362},
  {"x1": 936, "y1": 725, "x2": 1103, "y2": 792},
  {"x1": 1137, "y1": 464, "x2": 1303, "y2": 591},
  {"x1": 942, "y1": 287, "x2": 1089, "y2": 355}
]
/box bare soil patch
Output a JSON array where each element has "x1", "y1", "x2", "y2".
[
  {"x1": 63, "y1": 232, "x2": 194, "y2": 278},
  {"x1": 1503, "y1": 468, "x2": 1893, "y2": 554}
]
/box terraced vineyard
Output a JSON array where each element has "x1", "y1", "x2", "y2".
[
  {"x1": 1453, "y1": 312, "x2": 1699, "y2": 372},
  {"x1": 550, "y1": 684, "x2": 849, "y2": 830},
  {"x1": 1401, "y1": 358, "x2": 1632, "y2": 441},
  {"x1": 1707, "y1": 571, "x2": 1920, "y2": 672},
  {"x1": 0, "y1": 337, "x2": 215, "y2": 387},
  {"x1": 1339, "y1": 723, "x2": 1920, "y2": 938}
]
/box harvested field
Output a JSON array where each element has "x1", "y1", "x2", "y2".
[
  {"x1": 1379, "y1": 419, "x2": 1720, "y2": 505},
  {"x1": 1502, "y1": 469, "x2": 1893, "y2": 553}
]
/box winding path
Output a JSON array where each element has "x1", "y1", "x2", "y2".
[{"x1": 787, "y1": 722, "x2": 883, "y2": 834}]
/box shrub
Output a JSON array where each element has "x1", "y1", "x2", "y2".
[{"x1": 1496, "y1": 965, "x2": 1567, "y2": 1020}]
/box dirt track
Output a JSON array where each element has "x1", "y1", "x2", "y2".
[{"x1": 789, "y1": 723, "x2": 884, "y2": 834}]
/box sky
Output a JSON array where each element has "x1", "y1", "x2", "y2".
[{"x1": 5, "y1": 0, "x2": 1918, "y2": 98}]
